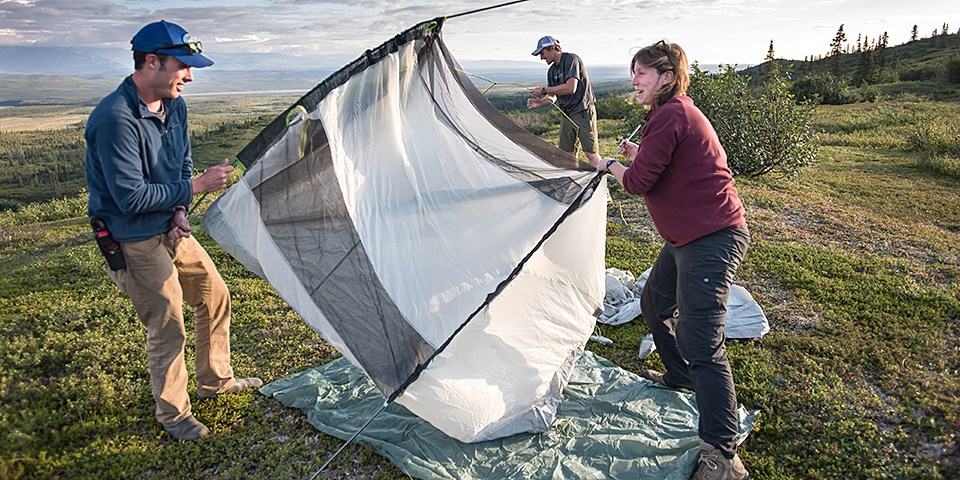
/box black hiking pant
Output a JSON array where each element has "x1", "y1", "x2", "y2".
[{"x1": 640, "y1": 226, "x2": 750, "y2": 459}]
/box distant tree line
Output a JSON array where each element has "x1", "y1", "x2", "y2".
[{"x1": 767, "y1": 21, "x2": 960, "y2": 105}]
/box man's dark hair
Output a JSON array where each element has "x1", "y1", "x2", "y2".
[{"x1": 133, "y1": 51, "x2": 172, "y2": 70}]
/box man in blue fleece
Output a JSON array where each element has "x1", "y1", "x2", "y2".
[{"x1": 85, "y1": 20, "x2": 261, "y2": 441}]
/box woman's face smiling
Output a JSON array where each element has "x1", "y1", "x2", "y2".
[{"x1": 632, "y1": 63, "x2": 669, "y2": 106}]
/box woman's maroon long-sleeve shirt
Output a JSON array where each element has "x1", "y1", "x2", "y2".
[{"x1": 621, "y1": 95, "x2": 746, "y2": 247}]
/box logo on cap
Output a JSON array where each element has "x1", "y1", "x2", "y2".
[{"x1": 131, "y1": 20, "x2": 214, "y2": 69}]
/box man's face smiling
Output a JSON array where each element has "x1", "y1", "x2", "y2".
[{"x1": 153, "y1": 55, "x2": 193, "y2": 100}]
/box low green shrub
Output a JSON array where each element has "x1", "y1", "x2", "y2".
[
  {"x1": 909, "y1": 123, "x2": 960, "y2": 157},
  {"x1": 790, "y1": 73, "x2": 860, "y2": 105},
  {"x1": 596, "y1": 93, "x2": 636, "y2": 120},
  {"x1": 593, "y1": 93, "x2": 647, "y2": 143},
  {"x1": 506, "y1": 110, "x2": 556, "y2": 136},
  {"x1": 908, "y1": 122, "x2": 960, "y2": 179},
  {"x1": 0, "y1": 193, "x2": 86, "y2": 228},
  {"x1": 920, "y1": 154, "x2": 960, "y2": 178},
  {"x1": 899, "y1": 63, "x2": 944, "y2": 82},
  {"x1": 689, "y1": 66, "x2": 819, "y2": 177},
  {"x1": 945, "y1": 56, "x2": 960, "y2": 84}
]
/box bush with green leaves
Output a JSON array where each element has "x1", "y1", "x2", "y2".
[
  {"x1": 908, "y1": 121, "x2": 960, "y2": 178},
  {"x1": 789, "y1": 73, "x2": 860, "y2": 105},
  {"x1": 908, "y1": 122, "x2": 960, "y2": 156},
  {"x1": 594, "y1": 93, "x2": 647, "y2": 141},
  {"x1": 946, "y1": 56, "x2": 960, "y2": 84},
  {"x1": 595, "y1": 93, "x2": 634, "y2": 120},
  {"x1": 505, "y1": 110, "x2": 554, "y2": 136},
  {"x1": 898, "y1": 63, "x2": 944, "y2": 82},
  {"x1": 688, "y1": 65, "x2": 819, "y2": 176}
]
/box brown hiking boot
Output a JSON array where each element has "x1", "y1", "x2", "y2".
[
  {"x1": 198, "y1": 377, "x2": 263, "y2": 400},
  {"x1": 639, "y1": 369, "x2": 668, "y2": 387},
  {"x1": 164, "y1": 414, "x2": 210, "y2": 441},
  {"x1": 691, "y1": 442, "x2": 749, "y2": 480}
]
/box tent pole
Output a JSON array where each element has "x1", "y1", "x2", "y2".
[{"x1": 447, "y1": 0, "x2": 531, "y2": 19}]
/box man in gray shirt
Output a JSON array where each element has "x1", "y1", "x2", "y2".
[{"x1": 528, "y1": 36, "x2": 601, "y2": 166}]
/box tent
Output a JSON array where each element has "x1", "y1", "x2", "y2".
[{"x1": 203, "y1": 17, "x2": 607, "y2": 443}]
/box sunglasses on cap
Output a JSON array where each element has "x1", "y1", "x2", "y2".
[
  {"x1": 650, "y1": 40, "x2": 675, "y2": 69},
  {"x1": 153, "y1": 40, "x2": 203, "y2": 55}
]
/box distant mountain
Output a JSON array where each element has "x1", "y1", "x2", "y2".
[
  {"x1": 0, "y1": 47, "x2": 130, "y2": 76},
  {"x1": 0, "y1": 45, "x2": 722, "y2": 102},
  {"x1": 0, "y1": 46, "x2": 352, "y2": 76}
]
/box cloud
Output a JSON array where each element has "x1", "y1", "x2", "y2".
[
  {"x1": 214, "y1": 34, "x2": 271, "y2": 44},
  {"x1": 0, "y1": 0, "x2": 954, "y2": 67}
]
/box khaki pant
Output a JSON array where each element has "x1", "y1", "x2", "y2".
[
  {"x1": 109, "y1": 234, "x2": 235, "y2": 427},
  {"x1": 558, "y1": 104, "x2": 599, "y2": 156}
]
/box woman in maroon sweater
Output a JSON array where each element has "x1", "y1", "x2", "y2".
[{"x1": 595, "y1": 41, "x2": 750, "y2": 480}]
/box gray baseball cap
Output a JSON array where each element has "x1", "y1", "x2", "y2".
[{"x1": 531, "y1": 35, "x2": 559, "y2": 55}]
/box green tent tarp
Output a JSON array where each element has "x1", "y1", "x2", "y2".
[{"x1": 261, "y1": 351, "x2": 758, "y2": 479}]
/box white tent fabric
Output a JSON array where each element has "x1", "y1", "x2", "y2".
[
  {"x1": 204, "y1": 18, "x2": 607, "y2": 443},
  {"x1": 597, "y1": 268, "x2": 770, "y2": 359}
]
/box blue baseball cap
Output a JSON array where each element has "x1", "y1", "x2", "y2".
[{"x1": 131, "y1": 20, "x2": 214, "y2": 68}]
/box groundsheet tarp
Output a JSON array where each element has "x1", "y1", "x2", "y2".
[{"x1": 260, "y1": 351, "x2": 758, "y2": 479}]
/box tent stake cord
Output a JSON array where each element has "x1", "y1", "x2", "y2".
[
  {"x1": 308, "y1": 401, "x2": 389, "y2": 480},
  {"x1": 447, "y1": 0, "x2": 530, "y2": 19}
]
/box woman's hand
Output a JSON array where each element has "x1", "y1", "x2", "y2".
[
  {"x1": 597, "y1": 158, "x2": 615, "y2": 172},
  {"x1": 619, "y1": 139, "x2": 639, "y2": 159}
]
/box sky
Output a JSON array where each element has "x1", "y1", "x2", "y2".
[{"x1": 0, "y1": 0, "x2": 957, "y2": 68}]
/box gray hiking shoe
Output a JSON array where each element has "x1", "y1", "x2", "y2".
[
  {"x1": 164, "y1": 414, "x2": 210, "y2": 441},
  {"x1": 198, "y1": 377, "x2": 263, "y2": 400},
  {"x1": 692, "y1": 442, "x2": 749, "y2": 480},
  {"x1": 639, "y1": 369, "x2": 668, "y2": 387}
]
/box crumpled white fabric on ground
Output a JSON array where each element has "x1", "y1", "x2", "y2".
[
  {"x1": 594, "y1": 268, "x2": 770, "y2": 358},
  {"x1": 598, "y1": 268, "x2": 645, "y2": 326}
]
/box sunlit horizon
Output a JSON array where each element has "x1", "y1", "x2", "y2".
[{"x1": 0, "y1": 0, "x2": 955, "y2": 70}]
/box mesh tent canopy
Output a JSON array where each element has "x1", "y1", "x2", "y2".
[{"x1": 203, "y1": 18, "x2": 608, "y2": 443}]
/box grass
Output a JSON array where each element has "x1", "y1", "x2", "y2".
[{"x1": 1, "y1": 97, "x2": 959, "y2": 479}]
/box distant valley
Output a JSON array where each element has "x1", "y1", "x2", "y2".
[{"x1": 0, "y1": 46, "x2": 725, "y2": 102}]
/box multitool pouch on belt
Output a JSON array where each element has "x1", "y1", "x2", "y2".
[{"x1": 91, "y1": 217, "x2": 126, "y2": 271}]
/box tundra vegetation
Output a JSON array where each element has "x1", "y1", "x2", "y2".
[{"x1": 1, "y1": 30, "x2": 958, "y2": 479}]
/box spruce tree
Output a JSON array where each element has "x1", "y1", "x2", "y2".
[
  {"x1": 877, "y1": 32, "x2": 888, "y2": 72},
  {"x1": 764, "y1": 40, "x2": 778, "y2": 75},
  {"x1": 854, "y1": 48, "x2": 875, "y2": 85},
  {"x1": 911, "y1": 25, "x2": 919, "y2": 41},
  {"x1": 830, "y1": 24, "x2": 847, "y2": 77}
]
